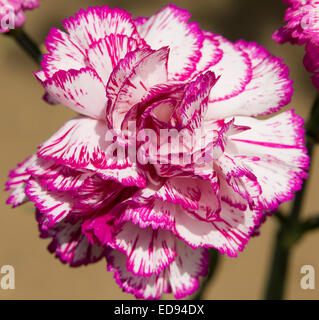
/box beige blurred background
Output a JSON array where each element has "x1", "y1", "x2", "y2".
[{"x1": 0, "y1": 0, "x2": 319, "y2": 300}]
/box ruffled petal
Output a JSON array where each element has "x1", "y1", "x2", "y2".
[
  {"x1": 272, "y1": 1, "x2": 319, "y2": 45},
  {"x1": 41, "y1": 68, "x2": 108, "y2": 120},
  {"x1": 41, "y1": 28, "x2": 86, "y2": 78},
  {"x1": 25, "y1": 179, "x2": 76, "y2": 231},
  {"x1": 108, "y1": 47, "x2": 169, "y2": 130},
  {"x1": 205, "y1": 40, "x2": 293, "y2": 119},
  {"x1": 106, "y1": 249, "x2": 171, "y2": 299},
  {"x1": 105, "y1": 48, "x2": 154, "y2": 120},
  {"x1": 106, "y1": 237, "x2": 209, "y2": 299},
  {"x1": 171, "y1": 71, "x2": 218, "y2": 130},
  {"x1": 228, "y1": 110, "x2": 309, "y2": 210},
  {"x1": 37, "y1": 117, "x2": 146, "y2": 187},
  {"x1": 174, "y1": 201, "x2": 261, "y2": 257},
  {"x1": 41, "y1": 215, "x2": 105, "y2": 267},
  {"x1": 215, "y1": 154, "x2": 261, "y2": 205},
  {"x1": 191, "y1": 31, "x2": 223, "y2": 78},
  {"x1": 86, "y1": 34, "x2": 144, "y2": 86},
  {"x1": 208, "y1": 35, "x2": 252, "y2": 103},
  {"x1": 63, "y1": 6, "x2": 140, "y2": 51},
  {"x1": 72, "y1": 175, "x2": 122, "y2": 212},
  {"x1": 27, "y1": 158, "x2": 92, "y2": 192},
  {"x1": 168, "y1": 241, "x2": 209, "y2": 299},
  {"x1": 5, "y1": 154, "x2": 37, "y2": 207},
  {"x1": 113, "y1": 222, "x2": 177, "y2": 276},
  {"x1": 135, "y1": 4, "x2": 203, "y2": 81},
  {"x1": 118, "y1": 197, "x2": 176, "y2": 231}
]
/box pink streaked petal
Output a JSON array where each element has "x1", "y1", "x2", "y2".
[
  {"x1": 41, "y1": 68, "x2": 108, "y2": 120},
  {"x1": 208, "y1": 35, "x2": 252, "y2": 103},
  {"x1": 5, "y1": 154, "x2": 37, "y2": 208},
  {"x1": 154, "y1": 177, "x2": 201, "y2": 210},
  {"x1": 211, "y1": 118, "x2": 250, "y2": 158},
  {"x1": 37, "y1": 117, "x2": 146, "y2": 187},
  {"x1": 118, "y1": 197, "x2": 176, "y2": 231},
  {"x1": 106, "y1": 238, "x2": 209, "y2": 300},
  {"x1": 41, "y1": 28, "x2": 86, "y2": 78},
  {"x1": 185, "y1": 179, "x2": 221, "y2": 222},
  {"x1": 110, "y1": 47, "x2": 169, "y2": 130},
  {"x1": 113, "y1": 222, "x2": 177, "y2": 277},
  {"x1": 38, "y1": 117, "x2": 108, "y2": 168},
  {"x1": 72, "y1": 175, "x2": 122, "y2": 212},
  {"x1": 28, "y1": 158, "x2": 92, "y2": 192},
  {"x1": 171, "y1": 71, "x2": 218, "y2": 130},
  {"x1": 106, "y1": 249, "x2": 171, "y2": 300},
  {"x1": 215, "y1": 154, "x2": 261, "y2": 205},
  {"x1": 135, "y1": 4, "x2": 203, "y2": 81},
  {"x1": 63, "y1": 6, "x2": 140, "y2": 51},
  {"x1": 229, "y1": 110, "x2": 308, "y2": 169},
  {"x1": 206, "y1": 40, "x2": 293, "y2": 120},
  {"x1": 219, "y1": 174, "x2": 248, "y2": 211},
  {"x1": 168, "y1": 241, "x2": 209, "y2": 299},
  {"x1": 173, "y1": 202, "x2": 261, "y2": 257},
  {"x1": 81, "y1": 211, "x2": 118, "y2": 247},
  {"x1": 191, "y1": 31, "x2": 223, "y2": 78},
  {"x1": 124, "y1": 82, "x2": 186, "y2": 130},
  {"x1": 106, "y1": 48, "x2": 154, "y2": 110},
  {"x1": 229, "y1": 110, "x2": 309, "y2": 210},
  {"x1": 96, "y1": 166, "x2": 147, "y2": 188},
  {"x1": 25, "y1": 179, "x2": 76, "y2": 231},
  {"x1": 87, "y1": 34, "x2": 145, "y2": 86}
]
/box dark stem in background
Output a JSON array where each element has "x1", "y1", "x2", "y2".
[
  {"x1": 264, "y1": 120, "x2": 316, "y2": 299},
  {"x1": 193, "y1": 249, "x2": 220, "y2": 300},
  {"x1": 6, "y1": 28, "x2": 42, "y2": 65}
]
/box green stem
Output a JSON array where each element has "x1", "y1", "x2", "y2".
[
  {"x1": 193, "y1": 249, "x2": 220, "y2": 300},
  {"x1": 301, "y1": 215, "x2": 319, "y2": 233},
  {"x1": 264, "y1": 229, "x2": 291, "y2": 300},
  {"x1": 6, "y1": 28, "x2": 42, "y2": 65},
  {"x1": 264, "y1": 126, "x2": 315, "y2": 300}
]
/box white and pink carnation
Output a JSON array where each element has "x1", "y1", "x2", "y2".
[
  {"x1": 6, "y1": 5, "x2": 309, "y2": 299},
  {"x1": 0, "y1": 0, "x2": 41, "y2": 33}
]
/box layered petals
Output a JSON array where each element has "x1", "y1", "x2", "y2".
[
  {"x1": 205, "y1": 40, "x2": 293, "y2": 119},
  {"x1": 106, "y1": 236, "x2": 209, "y2": 299},
  {"x1": 37, "y1": 117, "x2": 146, "y2": 187},
  {"x1": 5, "y1": 154, "x2": 36, "y2": 207},
  {"x1": 228, "y1": 110, "x2": 309, "y2": 210},
  {"x1": 39, "y1": 214, "x2": 105, "y2": 267}
]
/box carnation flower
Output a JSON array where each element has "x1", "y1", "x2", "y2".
[
  {"x1": 0, "y1": 0, "x2": 41, "y2": 33},
  {"x1": 6, "y1": 5, "x2": 309, "y2": 299}
]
